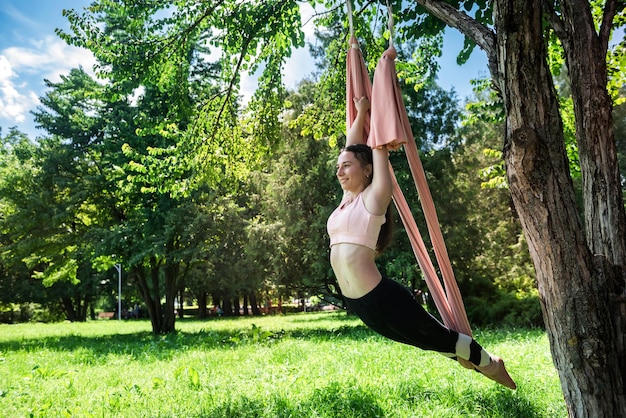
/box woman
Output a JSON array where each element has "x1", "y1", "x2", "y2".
[{"x1": 327, "y1": 97, "x2": 516, "y2": 389}]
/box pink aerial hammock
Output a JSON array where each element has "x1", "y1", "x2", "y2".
[{"x1": 345, "y1": 2, "x2": 472, "y2": 338}]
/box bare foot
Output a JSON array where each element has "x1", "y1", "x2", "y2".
[{"x1": 475, "y1": 356, "x2": 517, "y2": 389}]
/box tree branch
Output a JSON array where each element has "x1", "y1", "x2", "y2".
[
  {"x1": 542, "y1": 0, "x2": 566, "y2": 41},
  {"x1": 416, "y1": 0, "x2": 496, "y2": 56},
  {"x1": 599, "y1": 0, "x2": 619, "y2": 55},
  {"x1": 414, "y1": 0, "x2": 499, "y2": 91}
]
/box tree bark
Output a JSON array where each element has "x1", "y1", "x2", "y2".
[
  {"x1": 553, "y1": 1, "x2": 626, "y2": 414},
  {"x1": 490, "y1": 0, "x2": 626, "y2": 415},
  {"x1": 415, "y1": 0, "x2": 626, "y2": 413},
  {"x1": 554, "y1": 0, "x2": 626, "y2": 263}
]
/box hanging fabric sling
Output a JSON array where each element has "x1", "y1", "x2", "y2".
[{"x1": 345, "y1": 1, "x2": 472, "y2": 338}]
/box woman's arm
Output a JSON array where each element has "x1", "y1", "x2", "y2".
[
  {"x1": 365, "y1": 147, "x2": 392, "y2": 215},
  {"x1": 346, "y1": 97, "x2": 369, "y2": 147},
  {"x1": 348, "y1": 97, "x2": 392, "y2": 214}
]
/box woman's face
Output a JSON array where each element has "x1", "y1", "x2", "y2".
[{"x1": 336, "y1": 150, "x2": 371, "y2": 192}]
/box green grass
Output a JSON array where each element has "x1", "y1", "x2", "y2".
[{"x1": 0, "y1": 312, "x2": 565, "y2": 417}]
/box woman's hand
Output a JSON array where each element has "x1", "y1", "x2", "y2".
[
  {"x1": 354, "y1": 97, "x2": 370, "y2": 114},
  {"x1": 347, "y1": 97, "x2": 370, "y2": 147}
]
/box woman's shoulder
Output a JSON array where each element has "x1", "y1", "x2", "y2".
[{"x1": 361, "y1": 183, "x2": 389, "y2": 216}]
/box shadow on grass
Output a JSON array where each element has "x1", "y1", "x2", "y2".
[
  {"x1": 0, "y1": 313, "x2": 544, "y2": 372},
  {"x1": 0, "y1": 320, "x2": 377, "y2": 362},
  {"x1": 1, "y1": 313, "x2": 544, "y2": 365}
]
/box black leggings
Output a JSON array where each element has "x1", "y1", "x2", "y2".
[{"x1": 344, "y1": 275, "x2": 459, "y2": 354}]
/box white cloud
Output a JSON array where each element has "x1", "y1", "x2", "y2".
[
  {"x1": 0, "y1": 36, "x2": 96, "y2": 126},
  {"x1": 4, "y1": 35, "x2": 97, "y2": 82},
  {"x1": 0, "y1": 55, "x2": 38, "y2": 122},
  {"x1": 0, "y1": 2, "x2": 317, "y2": 128},
  {"x1": 283, "y1": 47, "x2": 316, "y2": 89}
]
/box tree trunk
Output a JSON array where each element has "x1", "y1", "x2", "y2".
[
  {"x1": 555, "y1": 1, "x2": 626, "y2": 414},
  {"x1": 61, "y1": 297, "x2": 78, "y2": 322},
  {"x1": 135, "y1": 257, "x2": 168, "y2": 334},
  {"x1": 243, "y1": 294, "x2": 249, "y2": 316},
  {"x1": 222, "y1": 296, "x2": 233, "y2": 316},
  {"x1": 177, "y1": 289, "x2": 184, "y2": 319},
  {"x1": 78, "y1": 295, "x2": 90, "y2": 321},
  {"x1": 198, "y1": 291, "x2": 208, "y2": 319},
  {"x1": 161, "y1": 262, "x2": 178, "y2": 333},
  {"x1": 136, "y1": 266, "x2": 157, "y2": 330},
  {"x1": 249, "y1": 292, "x2": 261, "y2": 315},
  {"x1": 556, "y1": 1, "x2": 626, "y2": 264},
  {"x1": 492, "y1": 0, "x2": 626, "y2": 415}
]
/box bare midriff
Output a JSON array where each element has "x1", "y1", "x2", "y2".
[{"x1": 330, "y1": 242, "x2": 382, "y2": 299}]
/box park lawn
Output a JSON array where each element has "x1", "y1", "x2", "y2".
[{"x1": 0, "y1": 312, "x2": 565, "y2": 417}]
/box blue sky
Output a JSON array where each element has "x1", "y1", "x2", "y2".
[
  {"x1": 0, "y1": 1, "x2": 487, "y2": 140},
  {"x1": 0, "y1": 1, "x2": 98, "y2": 138}
]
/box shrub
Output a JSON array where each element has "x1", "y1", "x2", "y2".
[{"x1": 465, "y1": 289, "x2": 543, "y2": 328}]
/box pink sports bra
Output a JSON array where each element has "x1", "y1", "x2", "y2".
[{"x1": 327, "y1": 192, "x2": 386, "y2": 251}]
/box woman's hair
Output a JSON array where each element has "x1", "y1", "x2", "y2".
[
  {"x1": 343, "y1": 144, "x2": 393, "y2": 253},
  {"x1": 344, "y1": 144, "x2": 373, "y2": 173}
]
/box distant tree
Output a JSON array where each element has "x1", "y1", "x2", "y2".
[
  {"x1": 0, "y1": 74, "x2": 110, "y2": 322},
  {"x1": 60, "y1": 0, "x2": 280, "y2": 332},
  {"x1": 0, "y1": 129, "x2": 57, "y2": 319}
]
